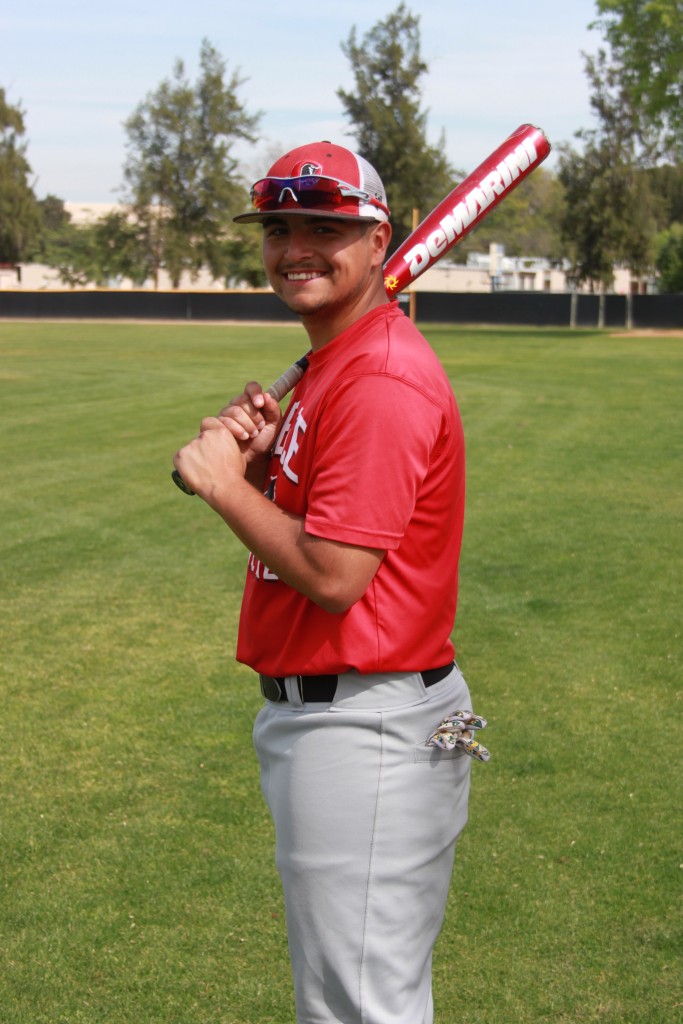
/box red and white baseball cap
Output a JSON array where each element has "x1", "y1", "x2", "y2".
[{"x1": 233, "y1": 141, "x2": 390, "y2": 224}]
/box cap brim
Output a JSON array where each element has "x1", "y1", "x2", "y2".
[
  {"x1": 233, "y1": 200, "x2": 389, "y2": 223},
  {"x1": 233, "y1": 207, "x2": 386, "y2": 224}
]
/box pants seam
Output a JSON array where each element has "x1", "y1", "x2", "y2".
[{"x1": 358, "y1": 713, "x2": 384, "y2": 1024}]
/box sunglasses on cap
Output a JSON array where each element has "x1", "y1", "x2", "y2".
[{"x1": 250, "y1": 175, "x2": 389, "y2": 215}]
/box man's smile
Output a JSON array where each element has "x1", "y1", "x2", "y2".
[{"x1": 283, "y1": 270, "x2": 326, "y2": 281}]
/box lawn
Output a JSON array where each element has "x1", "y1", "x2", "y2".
[{"x1": 0, "y1": 320, "x2": 680, "y2": 1024}]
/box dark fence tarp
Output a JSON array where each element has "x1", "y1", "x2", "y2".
[
  {"x1": 414, "y1": 291, "x2": 682, "y2": 329},
  {"x1": 415, "y1": 292, "x2": 571, "y2": 326},
  {"x1": 0, "y1": 289, "x2": 681, "y2": 328},
  {"x1": 0, "y1": 289, "x2": 299, "y2": 322},
  {"x1": 632, "y1": 294, "x2": 683, "y2": 330}
]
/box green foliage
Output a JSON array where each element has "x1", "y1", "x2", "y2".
[
  {"x1": 645, "y1": 162, "x2": 683, "y2": 228},
  {"x1": 122, "y1": 39, "x2": 261, "y2": 288},
  {"x1": 558, "y1": 50, "x2": 655, "y2": 287},
  {"x1": 0, "y1": 88, "x2": 41, "y2": 263},
  {"x1": 338, "y1": 4, "x2": 458, "y2": 254},
  {"x1": 37, "y1": 193, "x2": 69, "y2": 233},
  {"x1": 35, "y1": 197, "x2": 95, "y2": 286},
  {"x1": 224, "y1": 230, "x2": 268, "y2": 288},
  {"x1": 558, "y1": 143, "x2": 654, "y2": 287},
  {"x1": 43, "y1": 226, "x2": 99, "y2": 288},
  {"x1": 559, "y1": 1, "x2": 683, "y2": 289},
  {"x1": 654, "y1": 221, "x2": 683, "y2": 291},
  {"x1": 91, "y1": 211, "x2": 158, "y2": 285},
  {"x1": 0, "y1": 322, "x2": 680, "y2": 1024},
  {"x1": 594, "y1": 0, "x2": 683, "y2": 159},
  {"x1": 35, "y1": 199, "x2": 148, "y2": 287}
]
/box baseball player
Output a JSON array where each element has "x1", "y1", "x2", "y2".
[{"x1": 173, "y1": 142, "x2": 482, "y2": 1024}]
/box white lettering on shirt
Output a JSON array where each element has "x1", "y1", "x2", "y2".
[
  {"x1": 246, "y1": 401, "x2": 308, "y2": 583},
  {"x1": 248, "y1": 552, "x2": 279, "y2": 581},
  {"x1": 273, "y1": 401, "x2": 300, "y2": 460},
  {"x1": 273, "y1": 401, "x2": 307, "y2": 484}
]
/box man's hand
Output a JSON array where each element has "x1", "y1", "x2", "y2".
[
  {"x1": 173, "y1": 382, "x2": 282, "y2": 500},
  {"x1": 216, "y1": 381, "x2": 282, "y2": 466},
  {"x1": 173, "y1": 381, "x2": 385, "y2": 611},
  {"x1": 172, "y1": 417, "x2": 244, "y2": 504}
]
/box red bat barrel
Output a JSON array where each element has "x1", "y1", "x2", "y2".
[{"x1": 383, "y1": 123, "x2": 551, "y2": 296}]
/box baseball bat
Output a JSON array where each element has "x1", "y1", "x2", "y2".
[{"x1": 172, "y1": 123, "x2": 550, "y2": 495}]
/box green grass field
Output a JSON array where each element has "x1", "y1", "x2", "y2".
[{"x1": 1, "y1": 319, "x2": 681, "y2": 1024}]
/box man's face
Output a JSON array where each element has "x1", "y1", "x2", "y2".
[{"x1": 261, "y1": 214, "x2": 391, "y2": 326}]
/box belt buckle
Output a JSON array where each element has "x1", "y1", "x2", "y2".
[{"x1": 260, "y1": 674, "x2": 284, "y2": 702}]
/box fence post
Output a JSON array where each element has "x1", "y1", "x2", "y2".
[{"x1": 570, "y1": 290, "x2": 577, "y2": 329}]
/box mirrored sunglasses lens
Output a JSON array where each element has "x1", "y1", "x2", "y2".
[{"x1": 251, "y1": 176, "x2": 347, "y2": 210}]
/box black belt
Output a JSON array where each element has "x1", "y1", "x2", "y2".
[{"x1": 259, "y1": 662, "x2": 455, "y2": 704}]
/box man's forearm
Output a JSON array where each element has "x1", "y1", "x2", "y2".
[
  {"x1": 204, "y1": 474, "x2": 335, "y2": 608},
  {"x1": 244, "y1": 456, "x2": 270, "y2": 492},
  {"x1": 203, "y1": 474, "x2": 382, "y2": 615}
]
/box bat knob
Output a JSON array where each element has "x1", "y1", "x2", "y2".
[{"x1": 172, "y1": 469, "x2": 196, "y2": 496}]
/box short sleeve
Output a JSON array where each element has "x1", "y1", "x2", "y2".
[{"x1": 304, "y1": 373, "x2": 447, "y2": 549}]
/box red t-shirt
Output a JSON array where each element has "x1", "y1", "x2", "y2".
[{"x1": 236, "y1": 302, "x2": 465, "y2": 676}]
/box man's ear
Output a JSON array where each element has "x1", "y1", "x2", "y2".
[{"x1": 370, "y1": 221, "x2": 392, "y2": 267}]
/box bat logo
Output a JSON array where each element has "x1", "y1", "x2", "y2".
[
  {"x1": 384, "y1": 274, "x2": 400, "y2": 293},
  {"x1": 383, "y1": 125, "x2": 550, "y2": 292}
]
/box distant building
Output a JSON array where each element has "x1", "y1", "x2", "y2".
[
  {"x1": 411, "y1": 244, "x2": 655, "y2": 296},
  {"x1": 63, "y1": 202, "x2": 122, "y2": 225}
]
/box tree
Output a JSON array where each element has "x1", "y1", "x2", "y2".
[
  {"x1": 645, "y1": 163, "x2": 683, "y2": 228},
  {"x1": 36, "y1": 197, "x2": 153, "y2": 287},
  {"x1": 559, "y1": 140, "x2": 652, "y2": 288},
  {"x1": 337, "y1": 4, "x2": 458, "y2": 253},
  {"x1": 558, "y1": 48, "x2": 654, "y2": 289},
  {"x1": 90, "y1": 211, "x2": 157, "y2": 285},
  {"x1": 122, "y1": 39, "x2": 261, "y2": 288},
  {"x1": 557, "y1": 2, "x2": 683, "y2": 290},
  {"x1": 36, "y1": 196, "x2": 84, "y2": 284},
  {"x1": 593, "y1": 0, "x2": 683, "y2": 159},
  {"x1": 0, "y1": 88, "x2": 41, "y2": 263},
  {"x1": 654, "y1": 222, "x2": 683, "y2": 291},
  {"x1": 36, "y1": 197, "x2": 105, "y2": 287},
  {"x1": 224, "y1": 230, "x2": 268, "y2": 288}
]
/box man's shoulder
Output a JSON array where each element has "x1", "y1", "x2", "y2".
[
  {"x1": 382, "y1": 307, "x2": 452, "y2": 392},
  {"x1": 321, "y1": 302, "x2": 455, "y2": 407},
  {"x1": 354, "y1": 302, "x2": 441, "y2": 366}
]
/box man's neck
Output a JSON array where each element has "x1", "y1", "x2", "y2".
[{"x1": 303, "y1": 291, "x2": 390, "y2": 351}]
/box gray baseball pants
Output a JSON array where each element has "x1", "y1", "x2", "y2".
[{"x1": 252, "y1": 665, "x2": 472, "y2": 1024}]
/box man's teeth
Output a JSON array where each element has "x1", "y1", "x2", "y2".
[{"x1": 286, "y1": 272, "x2": 323, "y2": 280}]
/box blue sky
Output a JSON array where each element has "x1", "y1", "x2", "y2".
[{"x1": 2, "y1": 0, "x2": 602, "y2": 203}]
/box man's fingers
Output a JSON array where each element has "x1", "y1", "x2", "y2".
[
  {"x1": 218, "y1": 381, "x2": 266, "y2": 421},
  {"x1": 261, "y1": 390, "x2": 284, "y2": 422},
  {"x1": 199, "y1": 415, "x2": 229, "y2": 432},
  {"x1": 215, "y1": 382, "x2": 283, "y2": 442},
  {"x1": 198, "y1": 414, "x2": 255, "y2": 444},
  {"x1": 245, "y1": 381, "x2": 265, "y2": 409},
  {"x1": 218, "y1": 409, "x2": 263, "y2": 441},
  {"x1": 218, "y1": 398, "x2": 263, "y2": 425}
]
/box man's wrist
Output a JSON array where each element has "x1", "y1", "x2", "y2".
[
  {"x1": 245, "y1": 454, "x2": 270, "y2": 490},
  {"x1": 199, "y1": 470, "x2": 249, "y2": 514}
]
